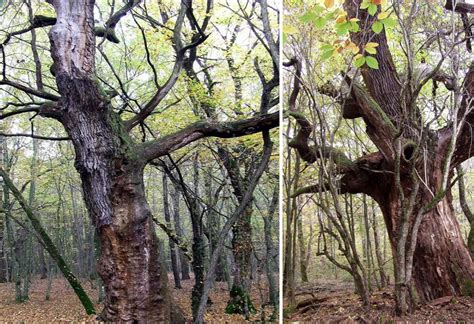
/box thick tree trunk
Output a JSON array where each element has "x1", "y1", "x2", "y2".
[
  {"x1": 55, "y1": 91, "x2": 171, "y2": 320},
  {"x1": 377, "y1": 185, "x2": 474, "y2": 304},
  {"x1": 95, "y1": 166, "x2": 171, "y2": 321},
  {"x1": 411, "y1": 194, "x2": 473, "y2": 300},
  {"x1": 45, "y1": 1, "x2": 173, "y2": 319}
]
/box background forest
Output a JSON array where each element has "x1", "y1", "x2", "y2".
[
  {"x1": 0, "y1": 0, "x2": 279, "y2": 322},
  {"x1": 283, "y1": 0, "x2": 474, "y2": 322}
]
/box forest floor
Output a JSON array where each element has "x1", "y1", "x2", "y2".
[
  {"x1": 285, "y1": 280, "x2": 474, "y2": 323},
  {"x1": 0, "y1": 274, "x2": 276, "y2": 323}
]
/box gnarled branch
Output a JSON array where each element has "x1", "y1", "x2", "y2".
[{"x1": 139, "y1": 112, "x2": 279, "y2": 161}]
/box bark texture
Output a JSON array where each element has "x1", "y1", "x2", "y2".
[{"x1": 46, "y1": 1, "x2": 170, "y2": 321}]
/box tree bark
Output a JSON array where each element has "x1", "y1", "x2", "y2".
[
  {"x1": 204, "y1": 170, "x2": 227, "y2": 283},
  {"x1": 371, "y1": 200, "x2": 388, "y2": 287},
  {"x1": 171, "y1": 180, "x2": 190, "y2": 280},
  {"x1": 45, "y1": 1, "x2": 172, "y2": 320},
  {"x1": 263, "y1": 187, "x2": 278, "y2": 307},
  {"x1": 457, "y1": 166, "x2": 474, "y2": 257},
  {"x1": 297, "y1": 212, "x2": 308, "y2": 282},
  {"x1": 163, "y1": 174, "x2": 181, "y2": 289},
  {"x1": 0, "y1": 134, "x2": 6, "y2": 283},
  {"x1": 374, "y1": 178, "x2": 474, "y2": 306}
]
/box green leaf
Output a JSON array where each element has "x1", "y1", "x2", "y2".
[
  {"x1": 365, "y1": 47, "x2": 376, "y2": 54},
  {"x1": 366, "y1": 56, "x2": 379, "y2": 69},
  {"x1": 360, "y1": 1, "x2": 370, "y2": 9},
  {"x1": 372, "y1": 21, "x2": 383, "y2": 34},
  {"x1": 382, "y1": 17, "x2": 397, "y2": 28},
  {"x1": 325, "y1": 12, "x2": 335, "y2": 20},
  {"x1": 368, "y1": 4, "x2": 378, "y2": 16},
  {"x1": 321, "y1": 49, "x2": 334, "y2": 60},
  {"x1": 314, "y1": 5, "x2": 326, "y2": 14},
  {"x1": 335, "y1": 22, "x2": 349, "y2": 36},
  {"x1": 354, "y1": 56, "x2": 366, "y2": 68},
  {"x1": 314, "y1": 17, "x2": 327, "y2": 29},
  {"x1": 300, "y1": 11, "x2": 317, "y2": 23},
  {"x1": 320, "y1": 44, "x2": 333, "y2": 51},
  {"x1": 350, "y1": 21, "x2": 360, "y2": 32}
]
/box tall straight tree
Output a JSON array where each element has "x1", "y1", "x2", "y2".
[{"x1": 0, "y1": 0, "x2": 278, "y2": 321}]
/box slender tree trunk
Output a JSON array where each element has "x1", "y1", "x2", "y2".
[
  {"x1": 0, "y1": 167, "x2": 96, "y2": 313},
  {"x1": 371, "y1": 200, "x2": 388, "y2": 287},
  {"x1": 362, "y1": 195, "x2": 373, "y2": 292},
  {"x1": 189, "y1": 154, "x2": 207, "y2": 319},
  {"x1": 0, "y1": 134, "x2": 5, "y2": 283},
  {"x1": 457, "y1": 166, "x2": 474, "y2": 257},
  {"x1": 14, "y1": 227, "x2": 30, "y2": 302},
  {"x1": 228, "y1": 205, "x2": 254, "y2": 315},
  {"x1": 70, "y1": 181, "x2": 86, "y2": 278},
  {"x1": 205, "y1": 171, "x2": 227, "y2": 282},
  {"x1": 284, "y1": 149, "x2": 299, "y2": 306},
  {"x1": 163, "y1": 174, "x2": 181, "y2": 289},
  {"x1": 297, "y1": 212, "x2": 308, "y2": 282},
  {"x1": 171, "y1": 181, "x2": 190, "y2": 280},
  {"x1": 263, "y1": 188, "x2": 278, "y2": 306}
]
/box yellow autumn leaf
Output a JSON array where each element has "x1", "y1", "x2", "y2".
[
  {"x1": 365, "y1": 47, "x2": 377, "y2": 54},
  {"x1": 346, "y1": 42, "x2": 360, "y2": 54},
  {"x1": 354, "y1": 53, "x2": 364, "y2": 60},
  {"x1": 335, "y1": 15, "x2": 347, "y2": 23},
  {"x1": 378, "y1": 11, "x2": 389, "y2": 20},
  {"x1": 325, "y1": 0, "x2": 334, "y2": 8},
  {"x1": 365, "y1": 42, "x2": 379, "y2": 48}
]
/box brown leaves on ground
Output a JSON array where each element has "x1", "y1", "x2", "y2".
[
  {"x1": 285, "y1": 280, "x2": 474, "y2": 323},
  {"x1": 0, "y1": 278, "x2": 100, "y2": 322},
  {"x1": 0, "y1": 275, "x2": 277, "y2": 323},
  {"x1": 173, "y1": 274, "x2": 276, "y2": 323}
]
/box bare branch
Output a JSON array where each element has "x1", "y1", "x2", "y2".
[
  {"x1": 0, "y1": 132, "x2": 69, "y2": 141},
  {"x1": 139, "y1": 112, "x2": 278, "y2": 162}
]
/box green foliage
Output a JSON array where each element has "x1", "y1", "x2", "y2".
[
  {"x1": 372, "y1": 21, "x2": 383, "y2": 34},
  {"x1": 365, "y1": 56, "x2": 379, "y2": 69},
  {"x1": 354, "y1": 55, "x2": 366, "y2": 68}
]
